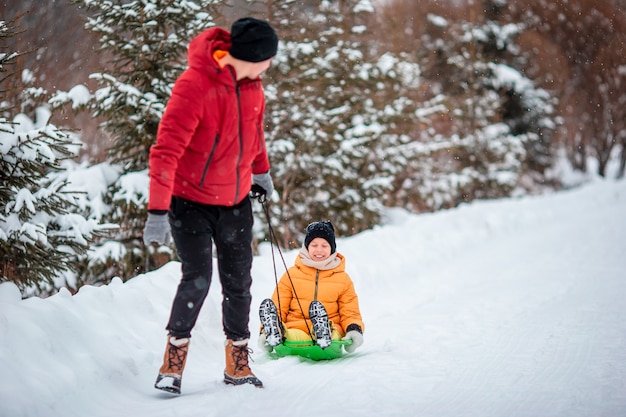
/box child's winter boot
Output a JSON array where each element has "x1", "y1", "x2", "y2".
[
  {"x1": 154, "y1": 335, "x2": 190, "y2": 394},
  {"x1": 224, "y1": 339, "x2": 263, "y2": 388},
  {"x1": 259, "y1": 298, "x2": 283, "y2": 347},
  {"x1": 309, "y1": 300, "x2": 332, "y2": 349}
]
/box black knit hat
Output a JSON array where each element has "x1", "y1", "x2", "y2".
[
  {"x1": 229, "y1": 17, "x2": 278, "y2": 63},
  {"x1": 304, "y1": 221, "x2": 336, "y2": 254}
]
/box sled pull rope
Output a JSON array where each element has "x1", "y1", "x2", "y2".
[{"x1": 258, "y1": 200, "x2": 314, "y2": 340}]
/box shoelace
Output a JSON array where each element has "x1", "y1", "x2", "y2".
[
  {"x1": 232, "y1": 344, "x2": 253, "y2": 373},
  {"x1": 167, "y1": 344, "x2": 187, "y2": 373}
]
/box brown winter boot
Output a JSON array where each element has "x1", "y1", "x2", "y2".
[
  {"x1": 154, "y1": 335, "x2": 190, "y2": 394},
  {"x1": 223, "y1": 339, "x2": 263, "y2": 388}
]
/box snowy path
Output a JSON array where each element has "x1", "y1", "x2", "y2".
[{"x1": 1, "y1": 179, "x2": 625, "y2": 417}]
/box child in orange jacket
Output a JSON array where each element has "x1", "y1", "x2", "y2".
[{"x1": 259, "y1": 221, "x2": 364, "y2": 352}]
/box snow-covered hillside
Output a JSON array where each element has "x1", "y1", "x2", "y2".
[{"x1": 1, "y1": 178, "x2": 625, "y2": 417}]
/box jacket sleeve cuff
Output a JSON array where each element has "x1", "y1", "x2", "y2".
[{"x1": 346, "y1": 323, "x2": 363, "y2": 334}]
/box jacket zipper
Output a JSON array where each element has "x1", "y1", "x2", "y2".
[
  {"x1": 313, "y1": 270, "x2": 320, "y2": 301},
  {"x1": 234, "y1": 84, "x2": 243, "y2": 203},
  {"x1": 199, "y1": 134, "x2": 219, "y2": 189},
  {"x1": 225, "y1": 68, "x2": 244, "y2": 203}
]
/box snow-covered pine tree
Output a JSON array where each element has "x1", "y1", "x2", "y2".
[
  {"x1": 1, "y1": 18, "x2": 111, "y2": 296},
  {"x1": 400, "y1": 0, "x2": 556, "y2": 212},
  {"x1": 74, "y1": 0, "x2": 221, "y2": 171},
  {"x1": 51, "y1": 0, "x2": 220, "y2": 284},
  {"x1": 262, "y1": 0, "x2": 422, "y2": 247}
]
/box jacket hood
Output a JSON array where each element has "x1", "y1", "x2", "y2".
[{"x1": 187, "y1": 27, "x2": 231, "y2": 74}]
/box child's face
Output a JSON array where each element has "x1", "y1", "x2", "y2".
[
  {"x1": 307, "y1": 237, "x2": 331, "y2": 261},
  {"x1": 236, "y1": 57, "x2": 274, "y2": 80}
]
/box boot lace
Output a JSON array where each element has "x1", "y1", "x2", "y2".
[
  {"x1": 232, "y1": 344, "x2": 253, "y2": 373},
  {"x1": 167, "y1": 343, "x2": 187, "y2": 373}
]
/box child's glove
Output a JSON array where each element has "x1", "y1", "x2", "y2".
[
  {"x1": 142, "y1": 212, "x2": 171, "y2": 246},
  {"x1": 258, "y1": 332, "x2": 273, "y2": 352},
  {"x1": 342, "y1": 330, "x2": 363, "y2": 353}
]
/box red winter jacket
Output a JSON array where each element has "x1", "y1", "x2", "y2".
[{"x1": 148, "y1": 27, "x2": 271, "y2": 210}]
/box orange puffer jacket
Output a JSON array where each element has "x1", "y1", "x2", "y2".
[{"x1": 271, "y1": 253, "x2": 364, "y2": 336}]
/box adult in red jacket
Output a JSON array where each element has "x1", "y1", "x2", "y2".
[{"x1": 143, "y1": 17, "x2": 278, "y2": 393}]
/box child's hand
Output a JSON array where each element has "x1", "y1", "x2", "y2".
[
  {"x1": 342, "y1": 330, "x2": 363, "y2": 353},
  {"x1": 258, "y1": 332, "x2": 274, "y2": 352}
]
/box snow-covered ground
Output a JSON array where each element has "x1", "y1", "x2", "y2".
[{"x1": 1, "y1": 178, "x2": 625, "y2": 417}]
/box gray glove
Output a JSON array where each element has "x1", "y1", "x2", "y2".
[
  {"x1": 142, "y1": 212, "x2": 171, "y2": 246},
  {"x1": 342, "y1": 330, "x2": 363, "y2": 353},
  {"x1": 258, "y1": 332, "x2": 274, "y2": 353},
  {"x1": 252, "y1": 171, "x2": 274, "y2": 201}
]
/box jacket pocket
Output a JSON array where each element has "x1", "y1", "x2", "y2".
[{"x1": 199, "y1": 133, "x2": 219, "y2": 188}]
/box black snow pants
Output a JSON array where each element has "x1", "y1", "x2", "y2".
[{"x1": 166, "y1": 195, "x2": 254, "y2": 341}]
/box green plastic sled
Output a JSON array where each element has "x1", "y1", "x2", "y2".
[{"x1": 272, "y1": 339, "x2": 352, "y2": 361}]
